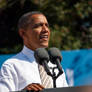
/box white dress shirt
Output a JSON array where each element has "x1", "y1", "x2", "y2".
[{"x1": 0, "y1": 46, "x2": 68, "y2": 91}]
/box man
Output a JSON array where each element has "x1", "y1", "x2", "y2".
[{"x1": 0, "y1": 11, "x2": 68, "y2": 91}]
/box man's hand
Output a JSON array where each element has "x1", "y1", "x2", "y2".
[{"x1": 23, "y1": 83, "x2": 44, "y2": 91}]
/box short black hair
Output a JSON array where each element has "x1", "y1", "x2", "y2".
[{"x1": 18, "y1": 11, "x2": 44, "y2": 30}]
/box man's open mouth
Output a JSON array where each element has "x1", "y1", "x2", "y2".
[{"x1": 40, "y1": 34, "x2": 48, "y2": 41}]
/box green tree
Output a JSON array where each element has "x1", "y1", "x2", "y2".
[{"x1": 0, "y1": 0, "x2": 92, "y2": 53}]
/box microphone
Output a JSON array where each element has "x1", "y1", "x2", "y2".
[
  {"x1": 34, "y1": 48, "x2": 52, "y2": 76},
  {"x1": 48, "y1": 47, "x2": 63, "y2": 74}
]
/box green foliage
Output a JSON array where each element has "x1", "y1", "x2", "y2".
[
  {"x1": 0, "y1": 0, "x2": 7, "y2": 9},
  {"x1": 49, "y1": 27, "x2": 82, "y2": 50},
  {"x1": 39, "y1": 0, "x2": 92, "y2": 50},
  {"x1": 0, "y1": 0, "x2": 92, "y2": 53},
  {"x1": 0, "y1": 44, "x2": 22, "y2": 54}
]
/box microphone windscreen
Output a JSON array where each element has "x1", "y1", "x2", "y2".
[
  {"x1": 34, "y1": 48, "x2": 49, "y2": 65},
  {"x1": 48, "y1": 47, "x2": 62, "y2": 64}
]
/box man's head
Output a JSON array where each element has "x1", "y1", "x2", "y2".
[{"x1": 18, "y1": 11, "x2": 50, "y2": 51}]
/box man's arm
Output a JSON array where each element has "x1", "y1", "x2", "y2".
[{"x1": 0, "y1": 63, "x2": 17, "y2": 91}]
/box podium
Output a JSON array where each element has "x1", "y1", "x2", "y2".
[
  {"x1": 40, "y1": 86, "x2": 92, "y2": 92},
  {"x1": 15, "y1": 86, "x2": 92, "y2": 92}
]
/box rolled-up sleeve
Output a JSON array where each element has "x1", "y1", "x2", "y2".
[{"x1": 0, "y1": 63, "x2": 18, "y2": 91}]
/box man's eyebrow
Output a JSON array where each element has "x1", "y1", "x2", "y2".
[{"x1": 34, "y1": 22, "x2": 48, "y2": 24}]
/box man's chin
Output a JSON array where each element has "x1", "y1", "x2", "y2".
[{"x1": 40, "y1": 43, "x2": 48, "y2": 48}]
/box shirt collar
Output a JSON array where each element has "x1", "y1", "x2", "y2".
[{"x1": 22, "y1": 45, "x2": 36, "y2": 62}]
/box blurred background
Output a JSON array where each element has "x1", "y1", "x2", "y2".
[{"x1": 0, "y1": 0, "x2": 92, "y2": 86}]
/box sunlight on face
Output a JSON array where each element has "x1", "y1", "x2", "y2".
[{"x1": 23, "y1": 14, "x2": 50, "y2": 50}]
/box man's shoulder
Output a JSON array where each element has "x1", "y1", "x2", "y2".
[{"x1": 2, "y1": 52, "x2": 23, "y2": 65}]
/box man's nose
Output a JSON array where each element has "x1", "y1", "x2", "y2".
[{"x1": 42, "y1": 24, "x2": 48, "y2": 32}]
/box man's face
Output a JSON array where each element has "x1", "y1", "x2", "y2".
[{"x1": 21, "y1": 14, "x2": 50, "y2": 50}]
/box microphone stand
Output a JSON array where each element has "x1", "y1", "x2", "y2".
[{"x1": 50, "y1": 67, "x2": 63, "y2": 88}]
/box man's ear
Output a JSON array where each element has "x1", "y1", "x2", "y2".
[{"x1": 18, "y1": 29, "x2": 26, "y2": 39}]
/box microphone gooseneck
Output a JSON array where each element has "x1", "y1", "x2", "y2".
[
  {"x1": 34, "y1": 48, "x2": 52, "y2": 76},
  {"x1": 48, "y1": 47, "x2": 63, "y2": 74}
]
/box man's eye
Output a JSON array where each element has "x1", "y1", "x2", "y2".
[
  {"x1": 33, "y1": 24, "x2": 41, "y2": 28},
  {"x1": 33, "y1": 23, "x2": 49, "y2": 28},
  {"x1": 46, "y1": 24, "x2": 49, "y2": 27}
]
